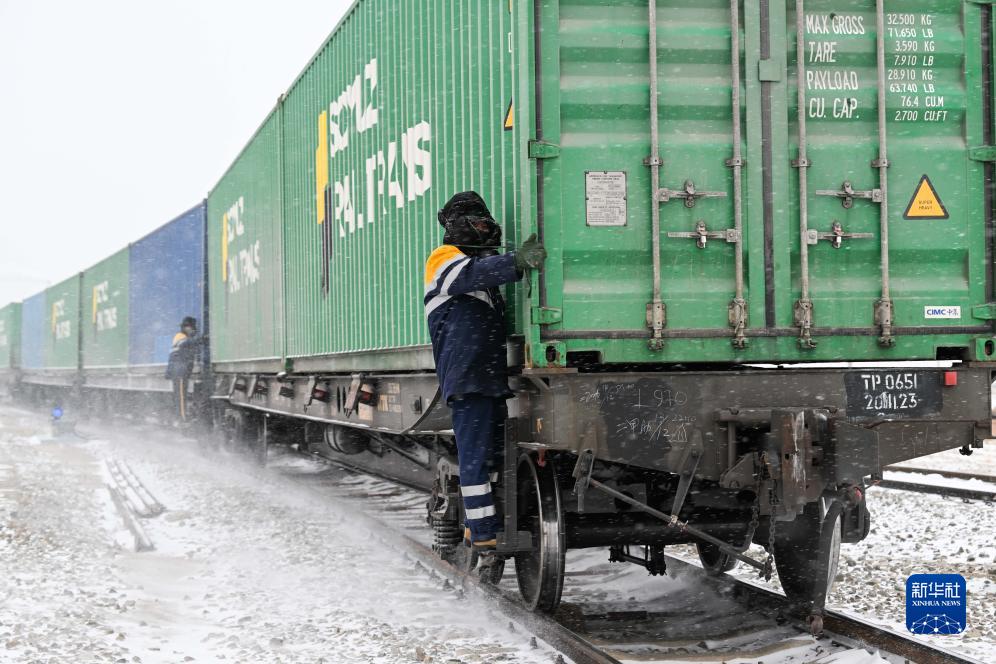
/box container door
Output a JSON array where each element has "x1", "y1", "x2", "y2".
[
  {"x1": 533, "y1": 0, "x2": 993, "y2": 366},
  {"x1": 535, "y1": 0, "x2": 750, "y2": 361},
  {"x1": 782, "y1": 0, "x2": 992, "y2": 347}
]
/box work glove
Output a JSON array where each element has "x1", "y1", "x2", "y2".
[{"x1": 514, "y1": 233, "x2": 547, "y2": 272}]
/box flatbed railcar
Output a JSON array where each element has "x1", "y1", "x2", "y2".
[
  {"x1": 10, "y1": 204, "x2": 210, "y2": 418},
  {"x1": 0, "y1": 303, "x2": 21, "y2": 397},
  {"x1": 208, "y1": 0, "x2": 996, "y2": 622},
  {"x1": 2, "y1": 0, "x2": 994, "y2": 627}
]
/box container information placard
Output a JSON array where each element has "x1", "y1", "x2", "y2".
[
  {"x1": 585, "y1": 171, "x2": 627, "y2": 227},
  {"x1": 844, "y1": 371, "x2": 942, "y2": 418}
]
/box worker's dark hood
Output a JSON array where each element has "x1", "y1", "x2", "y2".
[{"x1": 438, "y1": 191, "x2": 502, "y2": 256}]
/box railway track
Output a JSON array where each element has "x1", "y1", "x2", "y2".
[
  {"x1": 104, "y1": 457, "x2": 165, "y2": 552},
  {"x1": 877, "y1": 466, "x2": 996, "y2": 502},
  {"x1": 271, "y1": 449, "x2": 985, "y2": 664}
]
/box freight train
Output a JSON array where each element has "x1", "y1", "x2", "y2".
[{"x1": 2, "y1": 0, "x2": 994, "y2": 629}]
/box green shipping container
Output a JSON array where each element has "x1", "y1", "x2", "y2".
[
  {"x1": 0, "y1": 303, "x2": 21, "y2": 370},
  {"x1": 82, "y1": 248, "x2": 130, "y2": 369},
  {"x1": 45, "y1": 274, "x2": 81, "y2": 371},
  {"x1": 208, "y1": 111, "x2": 285, "y2": 366},
  {"x1": 279, "y1": 0, "x2": 521, "y2": 368},
  {"x1": 209, "y1": 0, "x2": 996, "y2": 370}
]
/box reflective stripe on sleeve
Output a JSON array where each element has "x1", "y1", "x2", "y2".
[
  {"x1": 464, "y1": 505, "x2": 497, "y2": 520},
  {"x1": 460, "y1": 482, "x2": 491, "y2": 497}
]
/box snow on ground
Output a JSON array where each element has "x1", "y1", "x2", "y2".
[
  {"x1": 1, "y1": 402, "x2": 993, "y2": 663},
  {"x1": 687, "y1": 485, "x2": 996, "y2": 662},
  {"x1": 891, "y1": 442, "x2": 996, "y2": 476},
  {"x1": 0, "y1": 405, "x2": 567, "y2": 664}
]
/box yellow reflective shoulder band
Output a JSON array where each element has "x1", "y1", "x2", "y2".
[{"x1": 424, "y1": 245, "x2": 464, "y2": 285}]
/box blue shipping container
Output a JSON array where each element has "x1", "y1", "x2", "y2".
[
  {"x1": 20, "y1": 291, "x2": 45, "y2": 369},
  {"x1": 128, "y1": 203, "x2": 206, "y2": 366}
]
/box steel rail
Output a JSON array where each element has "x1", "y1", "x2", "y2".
[
  {"x1": 276, "y1": 450, "x2": 985, "y2": 664},
  {"x1": 877, "y1": 466, "x2": 996, "y2": 501},
  {"x1": 874, "y1": 478, "x2": 996, "y2": 502},
  {"x1": 883, "y1": 466, "x2": 996, "y2": 483},
  {"x1": 661, "y1": 555, "x2": 985, "y2": 664},
  {"x1": 280, "y1": 456, "x2": 620, "y2": 664}
]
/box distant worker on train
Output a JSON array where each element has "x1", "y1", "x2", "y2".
[
  {"x1": 166, "y1": 316, "x2": 204, "y2": 423},
  {"x1": 423, "y1": 191, "x2": 546, "y2": 549}
]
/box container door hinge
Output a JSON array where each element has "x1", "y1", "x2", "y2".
[
  {"x1": 971, "y1": 303, "x2": 996, "y2": 320},
  {"x1": 528, "y1": 140, "x2": 560, "y2": 159},
  {"x1": 969, "y1": 146, "x2": 996, "y2": 162},
  {"x1": 531, "y1": 306, "x2": 562, "y2": 325}
]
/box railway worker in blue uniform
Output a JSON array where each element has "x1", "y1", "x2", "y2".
[
  {"x1": 166, "y1": 316, "x2": 203, "y2": 423},
  {"x1": 424, "y1": 191, "x2": 546, "y2": 549}
]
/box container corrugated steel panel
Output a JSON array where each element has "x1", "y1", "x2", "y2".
[
  {"x1": 533, "y1": 0, "x2": 995, "y2": 364},
  {"x1": 129, "y1": 204, "x2": 206, "y2": 366},
  {"x1": 82, "y1": 248, "x2": 129, "y2": 369},
  {"x1": 281, "y1": 0, "x2": 521, "y2": 362},
  {"x1": 45, "y1": 274, "x2": 81, "y2": 370},
  {"x1": 207, "y1": 112, "x2": 285, "y2": 365},
  {"x1": 211, "y1": 0, "x2": 996, "y2": 369},
  {"x1": 0, "y1": 303, "x2": 21, "y2": 369},
  {"x1": 20, "y1": 292, "x2": 45, "y2": 370}
]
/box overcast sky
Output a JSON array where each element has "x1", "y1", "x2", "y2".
[{"x1": 0, "y1": 0, "x2": 352, "y2": 305}]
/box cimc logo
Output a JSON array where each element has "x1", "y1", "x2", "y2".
[
  {"x1": 221, "y1": 195, "x2": 261, "y2": 295},
  {"x1": 314, "y1": 57, "x2": 431, "y2": 291}
]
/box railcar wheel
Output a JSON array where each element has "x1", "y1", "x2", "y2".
[
  {"x1": 773, "y1": 501, "x2": 841, "y2": 605},
  {"x1": 514, "y1": 453, "x2": 565, "y2": 613},
  {"x1": 696, "y1": 542, "x2": 738, "y2": 576},
  {"x1": 220, "y1": 410, "x2": 244, "y2": 453},
  {"x1": 252, "y1": 415, "x2": 269, "y2": 467},
  {"x1": 224, "y1": 409, "x2": 266, "y2": 464}
]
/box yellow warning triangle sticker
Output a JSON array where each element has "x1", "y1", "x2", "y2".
[
  {"x1": 903, "y1": 174, "x2": 948, "y2": 219},
  {"x1": 503, "y1": 100, "x2": 514, "y2": 131}
]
